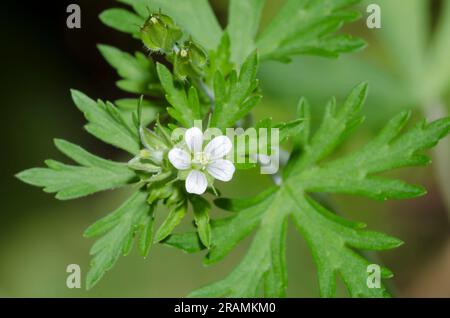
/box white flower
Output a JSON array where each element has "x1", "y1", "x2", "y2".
[{"x1": 168, "y1": 127, "x2": 235, "y2": 195}]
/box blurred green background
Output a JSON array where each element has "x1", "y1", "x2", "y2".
[{"x1": 1, "y1": 0, "x2": 449, "y2": 297}]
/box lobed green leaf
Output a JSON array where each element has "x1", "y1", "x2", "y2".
[
  {"x1": 71, "y1": 90, "x2": 141, "y2": 154},
  {"x1": 16, "y1": 139, "x2": 136, "y2": 200},
  {"x1": 227, "y1": 0, "x2": 265, "y2": 66},
  {"x1": 85, "y1": 190, "x2": 153, "y2": 289},
  {"x1": 211, "y1": 52, "x2": 262, "y2": 130},
  {"x1": 156, "y1": 63, "x2": 202, "y2": 127},
  {"x1": 98, "y1": 44, "x2": 160, "y2": 95},
  {"x1": 169, "y1": 83, "x2": 450, "y2": 298},
  {"x1": 256, "y1": 0, "x2": 365, "y2": 62},
  {"x1": 99, "y1": 8, "x2": 144, "y2": 37}
]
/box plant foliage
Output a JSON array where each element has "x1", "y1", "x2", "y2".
[{"x1": 16, "y1": 0, "x2": 450, "y2": 297}]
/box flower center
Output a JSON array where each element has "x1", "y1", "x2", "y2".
[
  {"x1": 180, "y1": 49, "x2": 189, "y2": 58},
  {"x1": 192, "y1": 151, "x2": 210, "y2": 168}
]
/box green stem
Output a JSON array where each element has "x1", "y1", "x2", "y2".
[
  {"x1": 424, "y1": 100, "x2": 450, "y2": 219},
  {"x1": 196, "y1": 79, "x2": 215, "y2": 111}
]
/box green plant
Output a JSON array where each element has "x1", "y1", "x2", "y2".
[
  {"x1": 260, "y1": 0, "x2": 450, "y2": 215},
  {"x1": 16, "y1": 0, "x2": 450, "y2": 297}
]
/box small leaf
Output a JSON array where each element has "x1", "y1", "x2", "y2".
[
  {"x1": 256, "y1": 0, "x2": 365, "y2": 62},
  {"x1": 289, "y1": 110, "x2": 450, "y2": 201},
  {"x1": 155, "y1": 201, "x2": 187, "y2": 242},
  {"x1": 288, "y1": 82, "x2": 368, "y2": 174},
  {"x1": 162, "y1": 232, "x2": 204, "y2": 254},
  {"x1": 85, "y1": 190, "x2": 151, "y2": 289},
  {"x1": 190, "y1": 195, "x2": 212, "y2": 248},
  {"x1": 115, "y1": 98, "x2": 160, "y2": 128},
  {"x1": 71, "y1": 90, "x2": 141, "y2": 154},
  {"x1": 138, "y1": 207, "x2": 155, "y2": 257},
  {"x1": 98, "y1": 44, "x2": 160, "y2": 95},
  {"x1": 16, "y1": 139, "x2": 136, "y2": 200},
  {"x1": 157, "y1": 63, "x2": 201, "y2": 127},
  {"x1": 99, "y1": 8, "x2": 144, "y2": 37},
  {"x1": 210, "y1": 51, "x2": 262, "y2": 130},
  {"x1": 207, "y1": 33, "x2": 233, "y2": 79}
]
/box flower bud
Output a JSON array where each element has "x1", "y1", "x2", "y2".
[
  {"x1": 174, "y1": 40, "x2": 208, "y2": 80},
  {"x1": 166, "y1": 187, "x2": 183, "y2": 206},
  {"x1": 148, "y1": 183, "x2": 174, "y2": 204},
  {"x1": 140, "y1": 13, "x2": 182, "y2": 52}
]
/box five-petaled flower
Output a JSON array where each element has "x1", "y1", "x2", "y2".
[{"x1": 168, "y1": 127, "x2": 235, "y2": 195}]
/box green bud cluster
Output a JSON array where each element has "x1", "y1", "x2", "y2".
[
  {"x1": 128, "y1": 122, "x2": 186, "y2": 210},
  {"x1": 140, "y1": 13, "x2": 182, "y2": 52},
  {"x1": 174, "y1": 40, "x2": 208, "y2": 80},
  {"x1": 128, "y1": 123, "x2": 172, "y2": 182},
  {"x1": 140, "y1": 12, "x2": 208, "y2": 81}
]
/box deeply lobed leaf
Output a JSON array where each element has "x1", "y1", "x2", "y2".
[
  {"x1": 156, "y1": 63, "x2": 202, "y2": 127},
  {"x1": 84, "y1": 190, "x2": 154, "y2": 289},
  {"x1": 71, "y1": 90, "x2": 141, "y2": 154},
  {"x1": 98, "y1": 44, "x2": 160, "y2": 95},
  {"x1": 211, "y1": 52, "x2": 262, "y2": 130},
  {"x1": 16, "y1": 139, "x2": 136, "y2": 200},
  {"x1": 165, "y1": 84, "x2": 450, "y2": 297},
  {"x1": 256, "y1": 0, "x2": 365, "y2": 62}
]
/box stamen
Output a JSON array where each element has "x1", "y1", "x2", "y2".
[
  {"x1": 193, "y1": 152, "x2": 210, "y2": 167},
  {"x1": 180, "y1": 49, "x2": 188, "y2": 58}
]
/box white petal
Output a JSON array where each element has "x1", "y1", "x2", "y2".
[
  {"x1": 207, "y1": 160, "x2": 235, "y2": 182},
  {"x1": 185, "y1": 170, "x2": 208, "y2": 194},
  {"x1": 168, "y1": 148, "x2": 191, "y2": 170},
  {"x1": 185, "y1": 127, "x2": 203, "y2": 153},
  {"x1": 204, "y1": 135, "x2": 232, "y2": 160}
]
